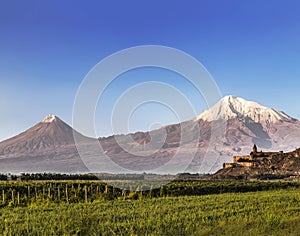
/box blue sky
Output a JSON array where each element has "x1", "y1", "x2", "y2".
[{"x1": 0, "y1": 0, "x2": 300, "y2": 140}]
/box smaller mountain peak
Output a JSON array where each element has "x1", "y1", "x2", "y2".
[{"x1": 42, "y1": 114, "x2": 57, "y2": 123}]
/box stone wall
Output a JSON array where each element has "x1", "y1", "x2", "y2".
[
  {"x1": 223, "y1": 163, "x2": 236, "y2": 168},
  {"x1": 236, "y1": 162, "x2": 253, "y2": 167},
  {"x1": 233, "y1": 155, "x2": 253, "y2": 163}
]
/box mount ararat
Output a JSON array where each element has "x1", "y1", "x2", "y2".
[{"x1": 1, "y1": 95, "x2": 300, "y2": 174}]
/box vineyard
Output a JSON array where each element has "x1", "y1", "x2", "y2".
[
  {"x1": 0, "y1": 180, "x2": 299, "y2": 206},
  {"x1": 0, "y1": 180, "x2": 299, "y2": 235}
]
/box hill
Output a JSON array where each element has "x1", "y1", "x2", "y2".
[{"x1": 212, "y1": 145, "x2": 300, "y2": 180}]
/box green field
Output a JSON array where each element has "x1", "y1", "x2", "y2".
[{"x1": 0, "y1": 181, "x2": 299, "y2": 235}]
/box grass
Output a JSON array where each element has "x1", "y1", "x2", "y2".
[{"x1": 0, "y1": 188, "x2": 299, "y2": 235}]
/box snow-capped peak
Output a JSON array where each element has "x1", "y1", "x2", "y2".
[
  {"x1": 196, "y1": 95, "x2": 294, "y2": 123},
  {"x1": 42, "y1": 114, "x2": 57, "y2": 123}
]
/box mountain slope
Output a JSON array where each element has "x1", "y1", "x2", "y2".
[
  {"x1": 194, "y1": 96, "x2": 300, "y2": 151},
  {"x1": 0, "y1": 115, "x2": 90, "y2": 157},
  {"x1": 0, "y1": 96, "x2": 300, "y2": 174},
  {"x1": 196, "y1": 95, "x2": 295, "y2": 123},
  {"x1": 108, "y1": 95, "x2": 300, "y2": 172},
  {"x1": 0, "y1": 115, "x2": 93, "y2": 173}
]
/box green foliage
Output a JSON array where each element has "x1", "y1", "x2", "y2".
[
  {"x1": 0, "y1": 180, "x2": 299, "y2": 205},
  {"x1": 0, "y1": 189, "x2": 299, "y2": 235},
  {"x1": 0, "y1": 180, "x2": 299, "y2": 234}
]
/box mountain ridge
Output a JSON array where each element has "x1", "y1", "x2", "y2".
[
  {"x1": 0, "y1": 96, "x2": 300, "y2": 173},
  {"x1": 196, "y1": 95, "x2": 296, "y2": 123}
]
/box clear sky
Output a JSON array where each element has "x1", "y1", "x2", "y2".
[{"x1": 1, "y1": 0, "x2": 300, "y2": 140}]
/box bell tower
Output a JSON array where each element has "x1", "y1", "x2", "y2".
[{"x1": 252, "y1": 144, "x2": 257, "y2": 154}]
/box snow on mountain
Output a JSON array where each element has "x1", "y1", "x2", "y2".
[
  {"x1": 42, "y1": 114, "x2": 57, "y2": 123},
  {"x1": 196, "y1": 95, "x2": 295, "y2": 123}
]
